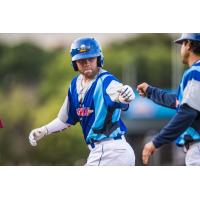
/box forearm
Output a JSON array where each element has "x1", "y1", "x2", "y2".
[
  {"x1": 45, "y1": 117, "x2": 71, "y2": 135},
  {"x1": 146, "y1": 86, "x2": 177, "y2": 109},
  {"x1": 152, "y1": 104, "x2": 199, "y2": 148}
]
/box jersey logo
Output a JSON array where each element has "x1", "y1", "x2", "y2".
[{"x1": 76, "y1": 107, "x2": 93, "y2": 117}]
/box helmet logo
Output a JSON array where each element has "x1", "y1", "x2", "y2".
[{"x1": 79, "y1": 44, "x2": 90, "y2": 53}]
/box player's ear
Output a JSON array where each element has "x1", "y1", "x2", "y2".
[
  {"x1": 185, "y1": 40, "x2": 192, "y2": 51},
  {"x1": 183, "y1": 40, "x2": 188, "y2": 46},
  {"x1": 188, "y1": 42, "x2": 192, "y2": 51}
]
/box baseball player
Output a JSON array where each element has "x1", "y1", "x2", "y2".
[
  {"x1": 29, "y1": 37, "x2": 136, "y2": 166},
  {"x1": 137, "y1": 33, "x2": 200, "y2": 166}
]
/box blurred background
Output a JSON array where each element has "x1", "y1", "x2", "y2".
[{"x1": 0, "y1": 33, "x2": 187, "y2": 165}]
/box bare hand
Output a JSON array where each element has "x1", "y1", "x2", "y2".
[
  {"x1": 142, "y1": 141, "x2": 156, "y2": 165},
  {"x1": 137, "y1": 82, "x2": 149, "y2": 97}
]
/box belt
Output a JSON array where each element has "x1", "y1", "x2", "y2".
[
  {"x1": 184, "y1": 140, "x2": 200, "y2": 151},
  {"x1": 88, "y1": 134, "x2": 123, "y2": 149}
]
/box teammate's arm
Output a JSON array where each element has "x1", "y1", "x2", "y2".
[
  {"x1": 152, "y1": 103, "x2": 199, "y2": 148},
  {"x1": 137, "y1": 82, "x2": 177, "y2": 109},
  {"x1": 142, "y1": 103, "x2": 199, "y2": 164}
]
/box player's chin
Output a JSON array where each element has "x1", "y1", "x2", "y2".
[{"x1": 83, "y1": 70, "x2": 94, "y2": 77}]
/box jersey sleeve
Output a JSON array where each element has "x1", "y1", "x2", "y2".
[
  {"x1": 181, "y1": 69, "x2": 200, "y2": 112},
  {"x1": 146, "y1": 86, "x2": 177, "y2": 109},
  {"x1": 103, "y1": 75, "x2": 129, "y2": 110},
  {"x1": 152, "y1": 103, "x2": 198, "y2": 148}
]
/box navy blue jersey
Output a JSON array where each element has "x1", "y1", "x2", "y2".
[
  {"x1": 176, "y1": 61, "x2": 200, "y2": 145},
  {"x1": 146, "y1": 60, "x2": 200, "y2": 147}
]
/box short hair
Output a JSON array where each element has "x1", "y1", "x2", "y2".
[{"x1": 189, "y1": 40, "x2": 200, "y2": 55}]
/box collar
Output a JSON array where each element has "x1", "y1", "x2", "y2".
[{"x1": 192, "y1": 59, "x2": 200, "y2": 66}]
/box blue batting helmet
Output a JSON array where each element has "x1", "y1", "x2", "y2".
[
  {"x1": 70, "y1": 37, "x2": 104, "y2": 71},
  {"x1": 174, "y1": 33, "x2": 200, "y2": 44}
]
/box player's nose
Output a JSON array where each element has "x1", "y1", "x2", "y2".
[{"x1": 82, "y1": 59, "x2": 91, "y2": 67}]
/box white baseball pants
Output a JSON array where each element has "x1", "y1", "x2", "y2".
[
  {"x1": 185, "y1": 141, "x2": 200, "y2": 166},
  {"x1": 85, "y1": 136, "x2": 135, "y2": 166}
]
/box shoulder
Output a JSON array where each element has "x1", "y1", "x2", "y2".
[
  {"x1": 101, "y1": 74, "x2": 122, "y2": 92},
  {"x1": 99, "y1": 69, "x2": 121, "y2": 83},
  {"x1": 182, "y1": 67, "x2": 200, "y2": 88}
]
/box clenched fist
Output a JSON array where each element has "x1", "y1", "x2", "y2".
[
  {"x1": 137, "y1": 82, "x2": 149, "y2": 97},
  {"x1": 118, "y1": 85, "x2": 135, "y2": 104}
]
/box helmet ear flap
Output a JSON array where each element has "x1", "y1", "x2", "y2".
[
  {"x1": 97, "y1": 55, "x2": 104, "y2": 67},
  {"x1": 97, "y1": 56, "x2": 101, "y2": 67},
  {"x1": 71, "y1": 61, "x2": 78, "y2": 71}
]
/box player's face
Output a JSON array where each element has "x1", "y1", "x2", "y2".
[
  {"x1": 181, "y1": 41, "x2": 190, "y2": 65},
  {"x1": 76, "y1": 57, "x2": 99, "y2": 79}
]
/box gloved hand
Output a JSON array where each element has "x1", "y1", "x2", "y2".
[
  {"x1": 29, "y1": 126, "x2": 48, "y2": 146},
  {"x1": 118, "y1": 85, "x2": 135, "y2": 104}
]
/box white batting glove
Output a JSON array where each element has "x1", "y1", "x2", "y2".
[
  {"x1": 118, "y1": 85, "x2": 135, "y2": 104},
  {"x1": 29, "y1": 126, "x2": 48, "y2": 146}
]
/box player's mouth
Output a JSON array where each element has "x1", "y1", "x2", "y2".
[{"x1": 84, "y1": 69, "x2": 92, "y2": 72}]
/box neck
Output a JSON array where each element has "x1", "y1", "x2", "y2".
[
  {"x1": 188, "y1": 54, "x2": 200, "y2": 67},
  {"x1": 82, "y1": 76, "x2": 92, "y2": 84}
]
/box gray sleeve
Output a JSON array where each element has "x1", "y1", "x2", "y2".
[
  {"x1": 57, "y1": 96, "x2": 70, "y2": 123},
  {"x1": 106, "y1": 80, "x2": 123, "y2": 102}
]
